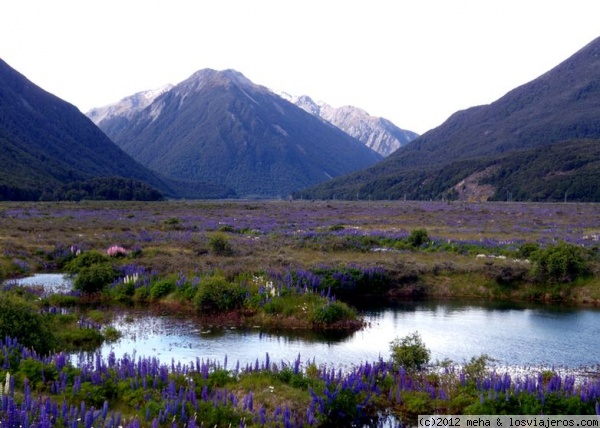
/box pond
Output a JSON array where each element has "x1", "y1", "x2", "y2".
[
  {"x1": 7, "y1": 275, "x2": 600, "y2": 371},
  {"x1": 94, "y1": 300, "x2": 600, "y2": 372},
  {"x1": 4, "y1": 273, "x2": 73, "y2": 295}
]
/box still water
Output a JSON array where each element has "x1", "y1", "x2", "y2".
[
  {"x1": 7, "y1": 275, "x2": 600, "y2": 370},
  {"x1": 99, "y1": 300, "x2": 600, "y2": 371}
]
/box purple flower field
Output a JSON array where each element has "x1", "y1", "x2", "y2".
[{"x1": 1, "y1": 200, "x2": 599, "y2": 425}]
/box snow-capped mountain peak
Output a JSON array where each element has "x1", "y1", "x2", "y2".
[
  {"x1": 274, "y1": 90, "x2": 418, "y2": 156},
  {"x1": 87, "y1": 84, "x2": 173, "y2": 125}
]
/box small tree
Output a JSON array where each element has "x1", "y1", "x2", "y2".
[
  {"x1": 390, "y1": 331, "x2": 430, "y2": 371},
  {"x1": 407, "y1": 229, "x2": 429, "y2": 248},
  {"x1": 74, "y1": 263, "x2": 117, "y2": 294}
]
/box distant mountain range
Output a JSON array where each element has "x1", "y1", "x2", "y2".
[
  {"x1": 3, "y1": 35, "x2": 599, "y2": 202},
  {"x1": 274, "y1": 92, "x2": 418, "y2": 156},
  {"x1": 89, "y1": 69, "x2": 384, "y2": 198},
  {"x1": 297, "y1": 36, "x2": 600, "y2": 202}
]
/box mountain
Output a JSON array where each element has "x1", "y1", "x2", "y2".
[
  {"x1": 87, "y1": 84, "x2": 173, "y2": 138},
  {"x1": 297, "y1": 36, "x2": 600, "y2": 202},
  {"x1": 89, "y1": 69, "x2": 383, "y2": 198},
  {"x1": 276, "y1": 92, "x2": 418, "y2": 156},
  {"x1": 0, "y1": 58, "x2": 232, "y2": 201}
]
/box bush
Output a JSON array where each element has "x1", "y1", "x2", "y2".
[
  {"x1": 65, "y1": 251, "x2": 110, "y2": 274},
  {"x1": 483, "y1": 261, "x2": 529, "y2": 286},
  {"x1": 518, "y1": 242, "x2": 540, "y2": 259},
  {"x1": 149, "y1": 279, "x2": 175, "y2": 300},
  {"x1": 208, "y1": 233, "x2": 233, "y2": 256},
  {"x1": 311, "y1": 301, "x2": 356, "y2": 325},
  {"x1": 194, "y1": 275, "x2": 245, "y2": 313},
  {"x1": 463, "y1": 354, "x2": 494, "y2": 382},
  {"x1": 390, "y1": 331, "x2": 430, "y2": 371},
  {"x1": 407, "y1": 229, "x2": 429, "y2": 248},
  {"x1": 532, "y1": 242, "x2": 590, "y2": 283},
  {"x1": 0, "y1": 293, "x2": 56, "y2": 355},
  {"x1": 74, "y1": 262, "x2": 117, "y2": 293}
]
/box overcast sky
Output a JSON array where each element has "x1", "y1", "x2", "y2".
[{"x1": 1, "y1": 0, "x2": 599, "y2": 134}]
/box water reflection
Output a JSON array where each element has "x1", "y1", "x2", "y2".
[
  {"x1": 6, "y1": 274, "x2": 600, "y2": 370},
  {"x1": 97, "y1": 300, "x2": 600, "y2": 371},
  {"x1": 4, "y1": 273, "x2": 73, "y2": 295}
]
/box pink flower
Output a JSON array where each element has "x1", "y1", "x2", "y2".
[{"x1": 106, "y1": 245, "x2": 128, "y2": 257}]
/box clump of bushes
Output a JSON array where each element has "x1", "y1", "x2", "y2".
[
  {"x1": 194, "y1": 275, "x2": 245, "y2": 313},
  {"x1": 65, "y1": 251, "x2": 118, "y2": 294},
  {"x1": 531, "y1": 242, "x2": 591, "y2": 283},
  {"x1": 0, "y1": 293, "x2": 56, "y2": 355},
  {"x1": 73, "y1": 263, "x2": 117, "y2": 294}
]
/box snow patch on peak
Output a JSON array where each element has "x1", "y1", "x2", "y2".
[
  {"x1": 275, "y1": 89, "x2": 419, "y2": 156},
  {"x1": 273, "y1": 90, "x2": 324, "y2": 115},
  {"x1": 87, "y1": 84, "x2": 173, "y2": 125}
]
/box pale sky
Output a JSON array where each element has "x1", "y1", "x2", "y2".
[{"x1": 1, "y1": 0, "x2": 599, "y2": 134}]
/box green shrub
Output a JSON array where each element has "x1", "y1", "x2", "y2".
[
  {"x1": 65, "y1": 251, "x2": 110, "y2": 274},
  {"x1": 463, "y1": 354, "x2": 494, "y2": 383},
  {"x1": 518, "y1": 242, "x2": 540, "y2": 259},
  {"x1": 262, "y1": 298, "x2": 285, "y2": 315},
  {"x1": 407, "y1": 229, "x2": 429, "y2": 248},
  {"x1": 208, "y1": 232, "x2": 233, "y2": 256},
  {"x1": 163, "y1": 217, "x2": 182, "y2": 230},
  {"x1": 311, "y1": 301, "x2": 356, "y2": 325},
  {"x1": 532, "y1": 242, "x2": 590, "y2": 283},
  {"x1": 133, "y1": 286, "x2": 150, "y2": 301},
  {"x1": 110, "y1": 280, "x2": 136, "y2": 300},
  {"x1": 390, "y1": 331, "x2": 430, "y2": 371},
  {"x1": 74, "y1": 262, "x2": 117, "y2": 293},
  {"x1": 318, "y1": 386, "x2": 362, "y2": 426},
  {"x1": 149, "y1": 279, "x2": 175, "y2": 300},
  {"x1": 0, "y1": 293, "x2": 56, "y2": 355},
  {"x1": 19, "y1": 358, "x2": 59, "y2": 386},
  {"x1": 194, "y1": 275, "x2": 245, "y2": 313}
]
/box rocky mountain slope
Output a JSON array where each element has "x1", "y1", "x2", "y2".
[{"x1": 276, "y1": 93, "x2": 418, "y2": 156}]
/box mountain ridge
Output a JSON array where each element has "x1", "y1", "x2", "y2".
[
  {"x1": 91, "y1": 68, "x2": 384, "y2": 197},
  {"x1": 0, "y1": 58, "x2": 234, "y2": 200},
  {"x1": 296, "y1": 35, "x2": 600, "y2": 202},
  {"x1": 274, "y1": 91, "x2": 418, "y2": 156}
]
